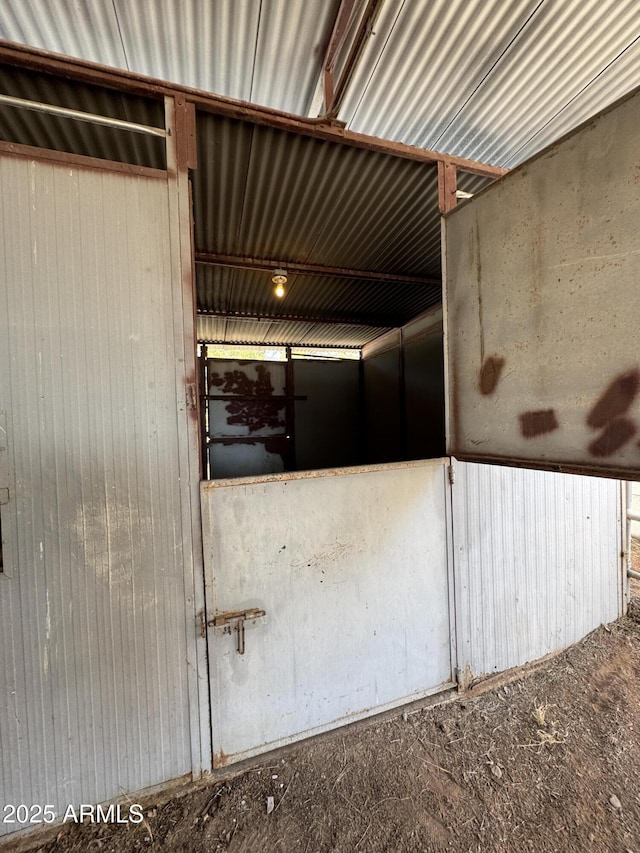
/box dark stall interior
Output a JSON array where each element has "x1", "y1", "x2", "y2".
[{"x1": 199, "y1": 305, "x2": 445, "y2": 479}]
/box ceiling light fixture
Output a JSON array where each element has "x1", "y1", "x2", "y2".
[{"x1": 272, "y1": 268, "x2": 287, "y2": 298}]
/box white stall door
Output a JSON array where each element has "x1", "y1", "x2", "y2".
[{"x1": 201, "y1": 460, "x2": 454, "y2": 767}]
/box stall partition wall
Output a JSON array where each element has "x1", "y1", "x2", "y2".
[
  {"x1": 362, "y1": 309, "x2": 445, "y2": 465},
  {"x1": 452, "y1": 461, "x2": 622, "y2": 683},
  {"x1": 0, "y1": 131, "x2": 206, "y2": 837},
  {"x1": 201, "y1": 459, "x2": 622, "y2": 767}
]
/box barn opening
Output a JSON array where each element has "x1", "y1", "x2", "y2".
[
  {"x1": 188, "y1": 107, "x2": 495, "y2": 478},
  {"x1": 198, "y1": 306, "x2": 449, "y2": 477},
  {"x1": 0, "y1": 62, "x2": 496, "y2": 482}
]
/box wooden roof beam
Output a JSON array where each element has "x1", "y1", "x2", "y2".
[
  {"x1": 0, "y1": 41, "x2": 507, "y2": 179},
  {"x1": 195, "y1": 252, "x2": 441, "y2": 286}
]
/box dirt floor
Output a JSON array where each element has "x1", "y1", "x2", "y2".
[{"x1": 7, "y1": 576, "x2": 640, "y2": 853}]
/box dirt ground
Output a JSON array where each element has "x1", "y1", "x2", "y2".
[{"x1": 7, "y1": 569, "x2": 640, "y2": 853}]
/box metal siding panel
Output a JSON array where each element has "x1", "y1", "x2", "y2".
[
  {"x1": 0, "y1": 156, "x2": 193, "y2": 834},
  {"x1": 452, "y1": 462, "x2": 621, "y2": 680},
  {"x1": 445, "y1": 87, "x2": 640, "y2": 478}
]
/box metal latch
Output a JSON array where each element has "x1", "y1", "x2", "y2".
[{"x1": 209, "y1": 608, "x2": 266, "y2": 655}]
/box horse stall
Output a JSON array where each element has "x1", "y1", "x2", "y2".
[{"x1": 0, "y1": 48, "x2": 630, "y2": 840}]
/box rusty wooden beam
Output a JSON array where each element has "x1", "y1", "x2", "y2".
[
  {"x1": 330, "y1": 0, "x2": 385, "y2": 116},
  {"x1": 195, "y1": 252, "x2": 440, "y2": 286},
  {"x1": 0, "y1": 41, "x2": 507, "y2": 179},
  {"x1": 322, "y1": 0, "x2": 360, "y2": 113},
  {"x1": 438, "y1": 161, "x2": 458, "y2": 215}
]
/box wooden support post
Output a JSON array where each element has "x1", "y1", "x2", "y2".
[{"x1": 438, "y1": 161, "x2": 458, "y2": 215}]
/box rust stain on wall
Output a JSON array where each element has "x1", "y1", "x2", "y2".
[
  {"x1": 478, "y1": 356, "x2": 505, "y2": 395},
  {"x1": 519, "y1": 409, "x2": 559, "y2": 438},
  {"x1": 588, "y1": 417, "x2": 636, "y2": 457},
  {"x1": 587, "y1": 368, "x2": 640, "y2": 429},
  {"x1": 213, "y1": 749, "x2": 231, "y2": 768},
  {"x1": 209, "y1": 364, "x2": 285, "y2": 433}
]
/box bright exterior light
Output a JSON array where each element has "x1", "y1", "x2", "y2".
[{"x1": 273, "y1": 282, "x2": 286, "y2": 298}]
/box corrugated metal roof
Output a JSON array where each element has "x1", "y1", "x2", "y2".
[
  {"x1": 2, "y1": 0, "x2": 638, "y2": 344},
  {"x1": 197, "y1": 314, "x2": 385, "y2": 347},
  {"x1": 194, "y1": 112, "x2": 441, "y2": 274},
  {"x1": 340, "y1": 0, "x2": 640, "y2": 167},
  {"x1": 197, "y1": 265, "x2": 439, "y2": 325},
  {"x1": 0, "y1": 0, "x2": 341, "y2": 115},
  {"x1": 3, "y1": 0, "x2": 638, "y2": 168}
]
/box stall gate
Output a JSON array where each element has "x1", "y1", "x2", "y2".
[{"x1": 202, "y1": 460, "x2": 456, "y2": 767}]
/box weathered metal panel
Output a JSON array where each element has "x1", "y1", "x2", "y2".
[
  {"x1": 444, "y1": 87, "x2": 640, "y2": 479},
  {"x1": 0, "y1": 153, "x2": 196, "y2": 833},
  {"x1": 207, "y1": 360, "x2": 287, "y2": 438},
  {"x1": 452, "y1": 461, "x2": 622, "y2": 680},
  {"x1": 632, "y1": 482, "x2": 640, "y2": 538},
  {"x1": 206, "y1": 359, "x2": 288, "y2": 479},
  {"x1": 202, "y1": 460, "x2": 454, "y2": 766}
]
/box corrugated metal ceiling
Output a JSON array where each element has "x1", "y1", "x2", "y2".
[
  {"x1": 1, "y1": 0, "x2": 637, "y2": 167},
  {"x1": 197, "y1": 314, "x2": 386, "y2": 348},
  {"x1": 1, "y1": 0, "x2": 638, "y2": 344},
  {"x1": 0, "y1": 0, "x2": 341, "y2": 115},
  {"x1": 195, "y1": 112, "x2": 441, "y2": 274}
]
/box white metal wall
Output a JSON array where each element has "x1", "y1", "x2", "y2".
[
  {"x1": 0, "y1": 152, "x2": 200, "y2": 834},
  {"x1": 452, "y1": 461, "x2": 622, "y2": 681}
]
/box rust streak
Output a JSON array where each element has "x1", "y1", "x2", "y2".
[
  {"x1": 213, "y1": 749, "x2": 231, "y2": 769},
  {"x1": 478, "y1": 356, "x2": 505, "y2": 395},
  {"x1": 588, "y1": 417, "x2": 636, "y2": 457},
  {"x1": 519, "y1": 409, "x2": 559, "y2": 438},
  {"x1": 587, "y1": 368, "x2": 640, "y2": 429}
]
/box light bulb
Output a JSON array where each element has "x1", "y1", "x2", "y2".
[{"x1": 274, "y1": 282, "x2": 285, "y2": 298}]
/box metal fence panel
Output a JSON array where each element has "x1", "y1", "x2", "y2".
[{"x1": 452, "y1": 461, "x2": 622, "y2": 681}]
